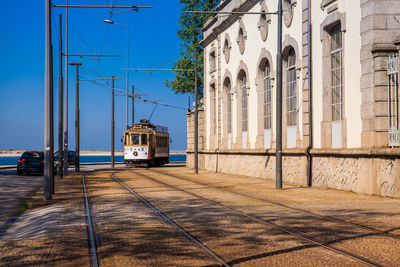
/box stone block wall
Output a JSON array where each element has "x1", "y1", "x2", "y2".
[
  {"x1": 186, "y1": 150, "x2": 400, "y2": 198},
  {"x1": 186, "y1": 107, "x2": 205, "y2": 152},
  {"x1": 360, "y1": 0, "x2": 400, "y2": 148}
]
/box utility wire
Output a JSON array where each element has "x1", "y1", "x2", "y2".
[{"x1": 64, "y1": 18, "x2": 95, "y2": 53}]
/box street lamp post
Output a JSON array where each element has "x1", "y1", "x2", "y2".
[
  {"x1": 64, "y1": 0, "x2": 69, "y2": 177},
  {"x1": 69, "y1": 62, "x2": 82, "y2": 172},
  {"x1": 104, "y1": 19, "x2": 129, "y2": 130}
]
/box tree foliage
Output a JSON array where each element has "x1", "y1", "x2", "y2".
[{"x1": 165, "y1": 0, "x2": 220, "y2": 99}]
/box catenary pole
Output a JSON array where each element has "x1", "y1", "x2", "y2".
[
  {"x1": 132, "y1": 85, "x2": 135, "y2": 125},
  {"x1": 44, "y1": 0, "x2": 52, "y2": 200},
  {"x1": 126, "y1": 27, "x2": 129, "y2": 129},
  {"x1": 50, "y1": 44, "x2": 54, "y2": 194},
  {"x1": 276, "y1": 0, "x2": 283, "y2": 189},
  {"x1": 69, "y1": 62, "x2": 82, "y2": 172},
  {"x1": 194, "y1": 47, "x2": 199, "y2": 174},
  {"x1": 112, "y1": 77, "x2": 115, "y2": 169},
  {"x1": 58, "y1": 14, "x2": 64, "y2": 179},
  {"x1": 63, "y1": 0, "x2": 69, "y2": 176}
]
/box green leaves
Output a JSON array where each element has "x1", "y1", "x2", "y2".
[{"x1": 165, "y1": 0, "x2": 219, "y2": 99}]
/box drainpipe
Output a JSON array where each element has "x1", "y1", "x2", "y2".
[{"x1": 306, "y1": 0, "x2": 313, "y2": 187}]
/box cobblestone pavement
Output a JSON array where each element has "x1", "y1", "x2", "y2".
[{"x1": 0, "y1": 166, "x2": 399, "y2": 266}]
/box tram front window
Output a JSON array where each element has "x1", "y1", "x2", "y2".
[
  {"x1": 141, "y1": 134, "x2": 148, "y2": 145},
  {"x1": 124, "y1": 133, "x2": 129, "y2": 145},
  {"x1": 131, "y1": 134, "x2": 140, "y2": 145}
]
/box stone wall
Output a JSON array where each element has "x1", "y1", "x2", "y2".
[
  {"x1": 360, "y1": 0, "x2": 400, "y2": 147},
  {"x1": 186, "y1": 150, "x2": 400, "y2": 198},
  {"x1": 186, "y1": 151, "x2": 308, "y2": 186}
]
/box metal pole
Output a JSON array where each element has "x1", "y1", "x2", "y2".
[
  {"x1": 75, "y1": 64, "x2": 80, "y2": 172},
  {"x1": 126, "y1": 27, "x2": 129, "y2": 129},
  {"x1": 276, "y1": 0, "x2": 283, "y2": 189},
  {"x1": 58, "y1": 14, "x2": 64, "y2": 179},
  {"x1": 50, "y1": 42, "x2": 54, "y2": 194},
  {"x1": 307, "y1": 0, "x2": 313, "y2": 187},
  {"x1": 63, "y1": 0, "x2": 69, "y2": 176},
  {"x1": 132, "y1": 85, "x2": 135, "y2": 125},
  {"x1": 194, "y1": 48, "x2": 199, "y2": 174},
  {"x1": 112, "y1": 77, "x2": 115, "y2": 168},
  {"x1": 44, "y1": 0, "x2": 52, "y2": 200}
]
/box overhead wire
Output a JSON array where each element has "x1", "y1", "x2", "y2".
[{"x1": 65, "y1": 19, "x2": 95, "y2": 53}]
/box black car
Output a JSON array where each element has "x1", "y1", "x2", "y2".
[{"x1": 17, "y1": 151, "x2": 44, "y2": 175}]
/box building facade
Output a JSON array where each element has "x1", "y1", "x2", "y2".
[{"x1": 187, "y1": 0, "x2": 400, "y2": 198}]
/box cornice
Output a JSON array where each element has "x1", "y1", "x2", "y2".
[{"x1": 200, "y1": 0, "x2": 261, "y2": 48}]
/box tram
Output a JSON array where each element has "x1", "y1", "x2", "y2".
[{"x1": 123, "y1": 119, "x2": 170, "y2": 167}]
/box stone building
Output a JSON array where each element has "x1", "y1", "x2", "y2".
[{"x1": 186, "y1": 0, "x2": 400, "y2": 198}]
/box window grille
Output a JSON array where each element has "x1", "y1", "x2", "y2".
[
  {"x1": 286, "y1": 48, "x2": 296, "y2": 126},
  {"x1": 263, "y1": 61, "x2": 272, "y2": 129},
  {"x1": 241, "y1": 74, "x2": 248, "y2": 132},
  {"x1": 388, "y1": 54, "x2": 399, "y2": 147},
  {"x1": 330, "y1": 24, "x2": 343, "y2": 121}
]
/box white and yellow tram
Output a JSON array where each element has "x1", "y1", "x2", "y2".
[{"x1": 123, "y1": 119, "x2": 170, "y2": 167}]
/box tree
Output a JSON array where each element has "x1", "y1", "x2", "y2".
[{"x1": 165, "y1": 0, "x2": 219, "y2": 100}]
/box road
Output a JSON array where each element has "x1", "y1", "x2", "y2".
[{"x1": 0, "y1": 166, "x2": 400, "y2": 266}]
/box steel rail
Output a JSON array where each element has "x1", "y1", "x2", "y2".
[
  {"x1": 130, "y1": 169, "x2": 383, "y2": 267},
  {"x1": 151, "y1": 169, "x2": 400, "y2": 240},
  {"x1": 111, "y1": 174, "x2": 231, "y2": 267},
  {"x1": 82, "y1": 175, "x2": 99, "y2": 267}
]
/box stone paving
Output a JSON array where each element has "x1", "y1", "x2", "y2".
[{"x1": 0, "y1": 165, "x2": 399, "y2": 266}]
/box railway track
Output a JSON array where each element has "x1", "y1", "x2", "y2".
[
  {"x1": 125, "y1": 169, "x2": 388, "y2": 267},
  {"x1": 111, "y1": 173, "x2": 231, "y2": 267},
  {"x1": 150, "y1": 169, "x2": 400, "y2": 240},
  {"x1": 82, "y1": 172, "x2": 231, "y2": 266},
  {"x1": 82, "y1": 174, "x2": 99, "y2": 267},
  {"x1": 81, "y1": 168, "x2": 398, "y2": 266}
]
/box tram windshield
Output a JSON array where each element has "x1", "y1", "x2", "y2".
[
  {"x1": 141, "y1": 134, "x2": 148, "y2": 145},
  {"x1": 124, "y1": 133, "x2": 129, "y2": 145},
  {"x1": 131, "y1": 134, "x2": 140, "y2": 145}
]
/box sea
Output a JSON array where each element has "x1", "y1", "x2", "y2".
[{"x1": 0, "y1": 154, "x2": 186, "y2": 166}]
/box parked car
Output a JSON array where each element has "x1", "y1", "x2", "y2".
[
  {"x1": 54, "y1": 150, "x2": 77, "y2": 166},
  {"x1": 17, "y1": 151, "x2": 44, "y2": 175},
  {"x1": 54, "y1": 151, "x2": 77, "y2": 174}
]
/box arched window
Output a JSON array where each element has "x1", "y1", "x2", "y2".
[
  {"x1": 240, "y1": 73, "x2": 248, "y2": 132},
  {"x1": 225, "y1": 79, "x2": 232, "y2": 134},
  {"x1": 330, "y1": 24, "x2": 343, "y2": 121},
  {"x1": 286, "y1": 48, "x2": 296, "y2": 126},
  {"x1": 263, "y1": 61, "x2": 272, "y2": 129}
]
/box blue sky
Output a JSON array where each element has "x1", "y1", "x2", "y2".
[{"x1": 0, "y1": 0, "x2": 191, "y2": 151}]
